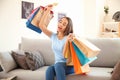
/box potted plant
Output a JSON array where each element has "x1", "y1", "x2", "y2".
[{"x1": 104, "y1": 6, "x2": 109, "y2": 14}]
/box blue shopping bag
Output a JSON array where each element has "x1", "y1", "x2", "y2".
[
  {"x1": 72, "y1": 42, "x2": 97, "y2": 66},
  {"x1": 26, "y1": 7, "x2": 42, "y2": 33},
  {"x1": 26, "y1": 6, "x2": 54, "y2": 33}
]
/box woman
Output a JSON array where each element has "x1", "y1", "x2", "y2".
[{"x1": 39, "y1": 4, "x2": 74, "y2": 80}]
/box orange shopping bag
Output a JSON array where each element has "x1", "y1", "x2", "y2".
[{"x1": 70, "y1": 42, "x2": 90, "y2": 74}]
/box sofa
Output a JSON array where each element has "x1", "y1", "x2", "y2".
[{"x1": 0, "y1": 37, "x2": 120, "y2": 80}]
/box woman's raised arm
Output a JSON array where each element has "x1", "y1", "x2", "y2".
[{"x1": 38, "y1": 4, "x2": 53, "y2": 37}]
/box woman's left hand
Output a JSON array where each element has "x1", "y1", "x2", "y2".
[{"x1": 67, "y1": 33, "x2": 75, "y2": 42}]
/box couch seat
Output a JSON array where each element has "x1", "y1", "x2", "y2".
[{"x1": 5, "y1": 66, "x2": 113, "y2": 80}]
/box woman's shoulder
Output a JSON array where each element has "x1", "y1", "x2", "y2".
[
  {"x1": 51, "y1": 33, "x2": 57, "y2": 37},
  {"x1": 50, "y1": 33, "x2": 57, "y2": 39}
]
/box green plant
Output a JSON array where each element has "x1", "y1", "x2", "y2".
[{"x1": 104, "y1": 6, "x2": 109, "y2": 14}]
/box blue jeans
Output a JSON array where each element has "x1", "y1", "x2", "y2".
[{"x1": 46, "y1": 62, "x2": 74, "y2": 80}]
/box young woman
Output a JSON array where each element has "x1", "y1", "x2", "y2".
[{"x1": 39, "y1": 4, "x2": 74, "y2": 80}]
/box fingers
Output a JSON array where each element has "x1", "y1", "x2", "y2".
[
  {"x1": 69, "y1": 33, "x2": 75, "y2": 39},
  {"x1": 45, "y1": 4, "x2": 53, "y2": 10},
  {"x1": 47, "y1": 3, "x2": 58, "y2": 7},
  {"x1": 45, "y1": 3, "x2": 58, "y2": 10},
  {"x1": 46, "y1": 4, "x2": 53, "y2": 8},
  {"x1": 52, "y1": 3, "x2": 58, "y2": 6},
  {"x1": 67, "y1": 33, "x2": 75, "y2": 42}
]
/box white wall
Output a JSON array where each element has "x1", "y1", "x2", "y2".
[
  {"x1": 1, "y1": 0, "x2": 119, "y2": 51},
  {"x1": 106, "y1": 0, "x2": 120, "y2": 21},
  {"x1": 83, "y1": 0, "x2": 98, "y2": 37},
  {"x1": 0, "y1": 0, "x2": 84, "y2": 51}
]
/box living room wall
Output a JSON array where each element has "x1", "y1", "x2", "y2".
[
  {"x1": 0, "y1": 0, "x2": 119, "y2": 51},
  {"x1": 104, "y1": 0, "x2": 120, "y2": 21},
  {"x1": 0, "y1": 0, "x2": 84, "y2": 51}
]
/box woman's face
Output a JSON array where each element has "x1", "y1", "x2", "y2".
[{"x1": 57, "y1": 18, "x2": 68, "y2": 33}]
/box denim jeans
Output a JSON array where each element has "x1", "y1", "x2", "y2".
[{"x1": 46, "y1": 62, "x2": 74, "y2": 80}]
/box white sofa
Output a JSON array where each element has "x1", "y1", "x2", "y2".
[{"x1": 0, "y1": 37, "x2": 120, "y2": 80}]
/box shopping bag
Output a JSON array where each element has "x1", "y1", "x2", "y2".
[
  {"x1": 73, "y1": 36, "x2": 100, "y2": 58},
  {"x1": 63, "y1": 40, "x2": 73, "y2": 66},
  {"x1": 70, "y1": 42, "x2": 90, "y2": 74},
  {"x1": 31, "y1": 6, "x2": 53, "y2": 27},
  {"x1": 72, "y1": 42, "x2": 97, "y2": 66},
  {"x1": 72, "y1": 42, "x2": 97, "y2": 65},
  {"x1": 26, "y1": 6, "x2": 54, "y2": 33},
  {"x1": 26, "y1": 7, "x2": 42, "y2": 33}
]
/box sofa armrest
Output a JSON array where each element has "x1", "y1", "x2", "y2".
[{"x1": 0, "y1": 51, "x2": 17, "y2": 72}]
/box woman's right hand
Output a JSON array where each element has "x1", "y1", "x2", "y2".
[
  {"x1": 44, "y1": 3, "x2": 58, "y2": 11},
  {"x1": 45, "y1": 4, "x2": 53, "y2": 11}
]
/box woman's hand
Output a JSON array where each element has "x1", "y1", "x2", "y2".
[
  {"x1": 44, "y1": 3, "x2": 58, "y2": 11},
  {"x1": 45, "y1": 4, "x2": 53, "y2": 11},
  {"x1": 67, "y1": 33, "x2": 75, "y2": 42}
]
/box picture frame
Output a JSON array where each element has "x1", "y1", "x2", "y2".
[
  {"x1": 21, "y1": 1, "x2": 34, "y2": 19},
  {"x1": 58, "y1": 12, "x2": 66, "y2": 21}
]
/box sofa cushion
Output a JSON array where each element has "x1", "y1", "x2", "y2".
[
  {"x1": 7, "y1": 67, "x2": 112, "y2": 80},
  {"x1": 20, "y1": 37, "x2": 55, "y2": 66},
  {"x1": 0, "y1": 51, "x2": 17, "y2": 72},
  {"x1": 110, "y1": 60, "x2": 120, "y2": 80},
  {"x1": 66, "y1": 67, "x2": 112, "y2": 80},
  {"x1": 0, "y1": 65, "x2": 3, "y2": 71},
  {"x1": 25, "y1": 51, "x2": 45, "y2": 71},
  {"x1": 11, "y1": 51, "x2": 29, "y2": 70},
  {"x1": 8, "y1": 66, "x2": 49, "y2": 80},
  {"x1": 87, "y1": 38, "x2": 120, "y2": 67}
]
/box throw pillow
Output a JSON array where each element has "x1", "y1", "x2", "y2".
[
  {"x1": 0, "y1": 51, "x2": 17, "y2": 72},
  {"x1": 25, "y1": 51, "x2": 45, "y2": 71},
  {"x1": 0, "y1": 65, "x2": 3, "y2": 71},
  {"x1": 11, "y1": 51, "x2": 29, "y2": 70},
  {"x1": 110, "y1": 60, "x2": 120, "y2": 80}
]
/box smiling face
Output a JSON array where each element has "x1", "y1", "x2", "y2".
[
  {"x1": 57, "y1": 17, "x2": 68, "y2": 33},
  {"x1": 57, "y1": 17, "x2": 73, "y2": 36}
]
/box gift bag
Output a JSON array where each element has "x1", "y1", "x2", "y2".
[
  {"x1": 26, "y1": 7, "x2": 41, "y2": 33},
  {"x1": 63, "y1": 41, "x2": 73, "y2": 66},
  {"x1": 73, "y1": 36, "x2": 100, "y2": 58},
  {"x1": 26, "y1": 6, "x2": 54, "y2": 33},
  {"x1": 70, "y1": 42, "x2": 90, "y2": 74},
  {"x1": 72, "y1": 42, "x2": 97, "y2": 66}
]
